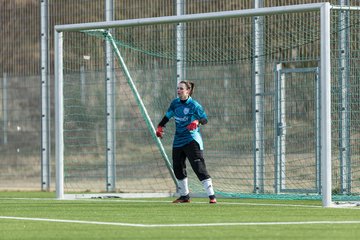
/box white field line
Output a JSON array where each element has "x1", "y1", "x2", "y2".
[
  {"x1": 1, "y1": 216, "x2": 360, "y2": 228},
  {"x1": 3, "y1": 197, "x2": 360, "y2": 208},
  {"x1": 0, "y1": 197, "x2": 323, "y2": 208}
]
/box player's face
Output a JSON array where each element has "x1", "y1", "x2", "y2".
[{"x1": 177, "y1": 83, "x2": 190, "y2": 100}]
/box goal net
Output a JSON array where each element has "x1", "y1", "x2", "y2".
[{"x1": 55, "y1": 3, "x2": 360, "y2": 206}]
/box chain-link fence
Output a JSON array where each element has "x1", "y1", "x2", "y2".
[{"x1": 1, "y1": 0, "x2": 359, "y2": 193}]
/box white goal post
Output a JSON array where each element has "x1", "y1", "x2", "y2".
[{"x1": 54, "y1": 3, "x2": 332, "y2": 206}]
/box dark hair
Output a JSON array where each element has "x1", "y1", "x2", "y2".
[{"x1": 179, "y1": 80, "x2": 195, "y2": 96}]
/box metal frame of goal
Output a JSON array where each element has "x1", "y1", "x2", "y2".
[{"x1": 54, "y1": 3, "x2": 333, "y2": 206}]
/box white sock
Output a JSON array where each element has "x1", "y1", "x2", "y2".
[
  {"x1": 177, "y1": 178, "x2": 189, "y2": 196},
  {"x1": 202, "y1": 178, "x2": 215, "y2": 196}
]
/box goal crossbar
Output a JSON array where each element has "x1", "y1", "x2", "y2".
[{"x1": 55, "y1": 3, "x2": 327, "y2": 32}]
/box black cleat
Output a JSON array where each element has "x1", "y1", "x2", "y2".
[
  {"x1": 209, "y1": 195, "x2": 217, "y2": 204},
  {"x1": 172, "y1": 195, "x2": 190, "y2": 203}
]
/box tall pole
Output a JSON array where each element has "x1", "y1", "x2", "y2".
[
  {"x1": 55, "y1": 30, "x2": 64, "y2": 199},
  {"x1": 2, "y1": 73, "x2": 7, "y2": 145},
  {"x1": 320, "y1": 2, "x2": 332, "y2": 207},
  {"x1": 338, "y1": 0, "x2": 351, "y2": 195},
  {"x1": 176, "y1": 0, "x2": 185, "y2": 86},
  {"x1": 40, "y1": 0, "x2": 50, "y2": 191},
  {"x1": 105, "y1": 0, "x2": 116, "y2": 192},
  {"x1": 253, "y1": 0, "x2": 265, "y2": 194}
]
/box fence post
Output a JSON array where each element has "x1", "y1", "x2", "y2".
[
  {"x1": 2, "y1": 72, "x2": 7, "y2": 145},
  {"x1": 40, "y1": 0, "x2": 51, "y2": 192},
  {"x1": 253, "y1": 0, "x2": 265, "y2": 194},
  {"x1": 105, "y1": 0, "x2": 116, "y2": 192}
]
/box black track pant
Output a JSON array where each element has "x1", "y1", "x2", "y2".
[{"x1": 172, "y1": 140, "x2": 211, "y2": 181}]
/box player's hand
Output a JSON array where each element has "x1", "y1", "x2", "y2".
[
  {"x1": 156, "y1": 126, "x2": 164, "y2": 138},
  {"x1": 186, "y1": 120, "x2": 199, "y2": 131}
]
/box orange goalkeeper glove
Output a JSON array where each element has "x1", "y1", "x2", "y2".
[
  {"x1": 156, "y1": 126, "x2": 164, "y2": 138},
  {"x1": 186, "y1": 120, "x2": 199, "y2": 131}
]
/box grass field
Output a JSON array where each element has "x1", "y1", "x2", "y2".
[{"x1": 0, "y1": 192, "x2": 360, "y2": 239}]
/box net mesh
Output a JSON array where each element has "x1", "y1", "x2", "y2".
[{"x1": 60, "y1": 7, "x2": 360, "y2": 201}]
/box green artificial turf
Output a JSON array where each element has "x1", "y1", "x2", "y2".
[{"x1": 0, "y1": 192, "x2": 359, "y2": 240}]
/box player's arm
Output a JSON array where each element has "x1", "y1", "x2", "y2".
[
  {"x1": 187, "y1": 103, "x2": 208, "y2": 130},
  {"x1": 197, "y1": 104, "x2": 208, "y2": 125},
  {"x1": 156, "y1": 104, "x2": 174, "y2": 138},
  {"x1": 156, "y1": 102, "x2": 175, "y2": 138}
]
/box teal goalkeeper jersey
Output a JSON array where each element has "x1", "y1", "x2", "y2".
[{"x1": 165, "y1": 97, "x2": 207, "y2": 150}]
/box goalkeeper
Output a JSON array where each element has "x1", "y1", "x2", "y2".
[{"x1": 156, "y1": 80, "x2": 216, "y2": 204}]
